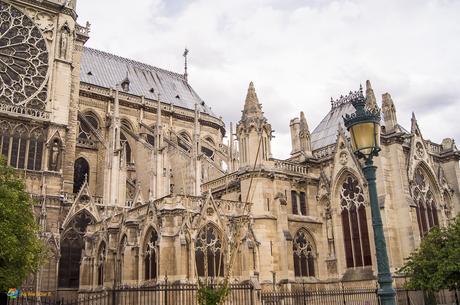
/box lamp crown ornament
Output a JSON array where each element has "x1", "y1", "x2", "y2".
[{"x1": 343, "y1": 84, "x2": 382, "y2": 160}]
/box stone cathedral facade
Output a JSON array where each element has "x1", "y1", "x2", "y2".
[{"x1": 1, "y1": 0, "x2": 459, "y2": 299}]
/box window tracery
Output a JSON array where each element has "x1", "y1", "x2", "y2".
[
  {"x1": 0, "y1": 121, "x2": 44, "y2": 170},
  {"x1": 293, "y1": 229, "x2": 315, "y2": 277},
  {"x1": 144, "y1": 229, "x2": 158, "y2": 281},
  {"x1": 120, "y1": 132, "x2": 132, "y2": 163},
  {"x1": 195, "y1": 223, "x2": 224, "y2": 277},
  {"x1": 73, "y1": 157, "x2": 89, "y2": 193},
  {"x1": 0, "y1": 2, "x2": 49, "y2": 110},
  {"x1": 412, "y1": 167, "x2": 439, "y2": 237},
  {"x1": 78, "y1": 113, "x2": 99, "y2": 140},
  {"x1": 340, "y1": 175, "x2": 371, "y2": 268},
  {"x1": 58, "y1": 212, "x2": 94, "y2": 288}
]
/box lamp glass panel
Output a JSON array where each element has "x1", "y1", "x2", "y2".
[{"x1": 350, "y1": 122, "x2": 376, "y2": 156}]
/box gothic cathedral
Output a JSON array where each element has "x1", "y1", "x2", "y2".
[{"x1": 0, "y1": 0, "x2": 459, "y2": 299}]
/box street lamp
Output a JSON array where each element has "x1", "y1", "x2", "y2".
[{"x1": 343, "y1": 85, "x2": 396, "y2": 305}]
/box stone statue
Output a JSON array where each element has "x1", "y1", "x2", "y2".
[
  {"x1": 49, "y1": 139, "x2": 60, "y2": 171},
  {"x1": 60, "y1": 26, "x2": 69, "y2": 59}
]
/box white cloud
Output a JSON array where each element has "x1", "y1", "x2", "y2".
[{"x1": 77, "y1": 0, "x2": 460, "y2": 158}]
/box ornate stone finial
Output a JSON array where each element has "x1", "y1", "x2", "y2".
[
  {"x1": 365, "y1": 80, "x2": 378, "y2": 110},
  {"x1": 382, "y1": 93, "x2": 398, "y2": 132},
  {"x1": 242, "y1": 81, "x2": 263, "y2": 120},
  {"x1": 300, "y1": 111, "x2": 309, "y2": 134},
  {"x1": 183, "y1": 48, "x2": 189, "y2": 82}
]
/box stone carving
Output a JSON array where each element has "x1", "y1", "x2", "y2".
[
  {"x1": 49, "y1": 139, "x2": 61, "y2": 171},
  {"x1": 24, "y1": 8, "x2": 55, "y2": 40},
  {"x1": 339, "y1": 151, "x2": 348, "y2": 165},
  {"x1": 415, "y1": 142, "x2": 425, "y2": 159},
  {"x1": 59, "y1": 23, "x2": 71, "y2": 59},
  {"x1": 0, "y1": 2, "x2": 49, "y2": 110}
]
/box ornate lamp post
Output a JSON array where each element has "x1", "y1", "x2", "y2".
[{"x1": 343, "y1": 86, "x2": 396, "y2": 305}]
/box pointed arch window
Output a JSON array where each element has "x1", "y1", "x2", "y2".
[
  {"x1": 10, "y1": 125, "x2": 28, "y2": 169},
  {"x1": 120, "y1": 132, "x2": 132, "y2": 163},
  {"x1": 0, "y1": 123, "x2": 11, "y2": 159},
  {"x1": 291, "y1": 190, "x2": 298, "y2": 214},
  {"x1": 195, "y1": 223, "x2": 224, "y2": 277},
  {"x1": 58, "y1": 212, "x2": 94, "y2": 288},
  {"x1": 117, "y1": 236, "x2": 127, "y2": 285},
  {"x1": 97, "y1": 242, "x2": 106, "y2": 286},
  {"x1": 73, "y1": 157, "x2": 90, "y2": 193},
  {"x1": 293, "y1": 230, "x2": 315, "y2": 277},
  {"x1": 178, "y1": 132, "x2": 192, "y2": 152},
  {"x1": 340, "y1": 175, "x2": 372, "y2": 268},
  {"x1": 144, "y1": 229, "x2": 158, "y2": 280},
  {"x1": 412, "y1": 168, "x2": 439, "y2": 237},
  {"x1": 78, "y1": 113, "x2": 99, "y2": 140},
  {"x1": 27, "y1": 129, "x2": 44, "y2": 170}
]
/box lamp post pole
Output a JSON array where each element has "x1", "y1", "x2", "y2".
[
  {"x1": 363, "y1": 158, "x2": 396, "y2": 305},
  {"x1": 343, "y1": 85, "x2": 396, "y2": 305}
]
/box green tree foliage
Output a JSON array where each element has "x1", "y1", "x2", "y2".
[
  {"x1": 0, "y1": 158, "x2": 43, "y2": 292},
  {"x1": 398, "y1": 215, "x2": 460, "y2": 291}
]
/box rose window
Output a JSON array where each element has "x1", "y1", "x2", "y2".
[{"x1": 0, "y1": 1, "x2": 49, "y2": 110}]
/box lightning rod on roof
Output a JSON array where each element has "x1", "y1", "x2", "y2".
[{"x1": 183, "y1": 48, "x2": 189, "y2": 83}]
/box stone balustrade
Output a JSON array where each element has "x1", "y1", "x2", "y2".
[
  {"x1": 202, "y1": 171, "x2": 238, "y2": 192},
  {"x1": 0, "y1": 102, "x2": 50, "y2": 121},
  {"x1": 273, "y1": 159, "x2": 309, "y2": 175}
]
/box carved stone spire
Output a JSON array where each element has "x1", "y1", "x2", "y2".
[
  {"x1": 365, "y1": 80, "x2": 378, "y2": 110},
  {"x1": 236, "y1": 82, "x2": 272, "y2": 168},
  {"x1": 242, "y1": 81, "x2": 263, "y2": 120},
  {"x1": 299, "y1": 111, "x2": 309, "y2": 134},
  {"x1": 382, "y1": 93, "x2": 398, "y2": 133},
  {"x1": 299, "y1": 111, "x2": 312, "y2": 156}
]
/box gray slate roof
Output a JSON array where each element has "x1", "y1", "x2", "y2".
[
  {"x1": 311, "y1": 102, "x2": 354, "y2": 150},
  {"x1": 80, "y1": 47, "x2": 215, "y2": 115}
]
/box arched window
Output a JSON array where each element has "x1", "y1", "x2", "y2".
[
  {"x1": 340, "y1": 175, "x2": 372, "y2": 268},
  {"x1": 117, "y1": 236, "x2": 127, "y2": 285},
  {"x1": 0, "y1": 122, "x2": 11, "y2": 159},
  {"x1": 78, "y1": 113, "x2": 99, "y2": 140},
  {"x1": 97, "y1": 242, "x2": 106, "y2": 286},
  {"x1": 205, "y1": 137, "x2": 215, "y2": 146},
  {"x1": 120, "y1": 132, "x2": 132, "y2": 163},
  {"x1": 201, "y1": 146, "x2": 214, "y2": 159},
  {"x1": 10, "y1": 125, "x2": 28, "y2": 169},
  {"x1": 178, "y1": 132, "x2": 191, "y2": 152},
  {"x1": 144, "y1": 229, "x2": 158, "y2": 280},
  {"x1": 195, "y1": 223, "x2": 224, "y2": 277},
  {"x1": 412, "y1": 168, "x2": 439, "y2": 237},
  {"x1": 146, "y1": 134, "x2": 155, "y2": 146},
  {"x1": 293, "y1": 230, "x2": 315, "y2": 277},
  {"x1": 58, "y1": 212, "x2": 94, "y2": 288},
  {"x1": 27, "y1": 128, "x2": 44, "y2": 170},
  {"x1": 73, "y1": 157, "x2": 90, "y2": 193},
  {"x1": 291, "y1": 191, "x2": 298, "y2": 214},
  {"x1": 121, "y1": 119, "x2": 133, "y2": 131}
]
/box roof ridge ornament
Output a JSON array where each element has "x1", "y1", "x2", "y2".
[
  {"x1": 330, "y1": 85, "x2": 364, "y2": 109},
  {"x1": 183, "y1": 48, "x2": 189, "y2": 83}
]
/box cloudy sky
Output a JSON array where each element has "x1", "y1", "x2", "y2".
[{"x1": 77, "y1": 0, "x2": 460, "y2": 158}]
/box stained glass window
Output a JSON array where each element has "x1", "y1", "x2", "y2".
[
  {"x1": 73, "y1": 157, "x2": 89, "y2": 193},
  {"x1": 195, "y1": 223, "x2": 224, "y2": 277},
  {"x1": 144, "y1": 229, "x2": 158, "y2": 280},
  {"x1": 58, "y1": 212, "x2": 94, "y2": 288},
  {"x1": 412, "y1": 168, "x2": 439, "y2": 237},
  {"x1": 293, "y1": 230, "x2": 315, "y2": 277},
  {"x1": 0, "y1": 2, "x2": 49, "y2": 110},
  {"x1": 340, "y1": 175, "x2": 371, "y2": 268}
]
